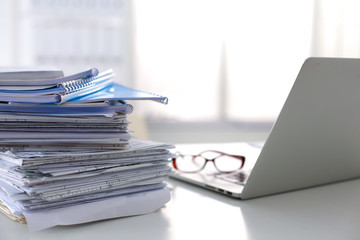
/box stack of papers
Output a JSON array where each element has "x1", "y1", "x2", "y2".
[{"x1": 0, "y1": 68, "x2": 173, "y2": 231}]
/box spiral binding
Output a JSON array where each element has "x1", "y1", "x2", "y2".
[
  {"x1": 124, "y1": 103, "x2": 134, "y2": 114},
  {"x1": 130, "y1": 88, "x2": 169, "y2": 104},
  {"x1": 61, "y1": 69, "x2": 114, "y2": 95}
]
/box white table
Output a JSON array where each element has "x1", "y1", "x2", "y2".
[{"x1": 1, "y1": 177, "x2": 360, "y2": 240}]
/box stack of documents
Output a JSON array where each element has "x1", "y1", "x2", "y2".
[{"x1": 0, "y1": 68, "x2": 173, "y2": 231}]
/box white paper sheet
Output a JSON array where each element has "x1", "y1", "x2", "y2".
[{"x1": 24, "y1": 187, "x2": 170, "y2": 232}]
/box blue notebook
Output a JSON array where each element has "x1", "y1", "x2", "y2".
[{"x1": 68, "y1": 83, "x2": 168, "y2": 104}]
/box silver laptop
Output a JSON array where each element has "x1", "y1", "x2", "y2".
[{"x1": 171, "y1": 57, "x2": 360, "y2": 199}]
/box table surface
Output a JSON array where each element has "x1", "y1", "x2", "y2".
[{"x1": 1, "y1": 177, "x2": 360, "y2": 240}]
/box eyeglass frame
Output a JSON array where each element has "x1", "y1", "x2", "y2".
[{"x1": 172, "y1": 150, "x2": 246, "y2": 173}]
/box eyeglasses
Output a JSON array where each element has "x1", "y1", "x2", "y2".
[{"x1": 172, "y1": 150, "x2": 245, "y2": 173}]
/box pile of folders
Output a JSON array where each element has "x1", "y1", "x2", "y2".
[{"x1": 0, "y1": 68, "x2": 172, "y2": 231}]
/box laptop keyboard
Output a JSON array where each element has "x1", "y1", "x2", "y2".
[{"x1": 212, "y1": 171, "x2": 250, "y2": 185}]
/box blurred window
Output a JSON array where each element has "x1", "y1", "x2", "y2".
[{"x1": 1, "y1": 0, "x2": 360, "y2": 126}]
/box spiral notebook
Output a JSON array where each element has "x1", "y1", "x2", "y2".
[
  {"x1": 0, "y1": 68, "x2": 168, "y2": 105},
  {"x1": 0, "y1": 69, "x2": 112, "y2": 104}
]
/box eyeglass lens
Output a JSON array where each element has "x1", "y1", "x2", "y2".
[
  {"x1": 213, "y1": 155, "x2": 243, "y2": 172},
  {"x1": 175, "y1": 155, "x2": 206, "y2": 172}
]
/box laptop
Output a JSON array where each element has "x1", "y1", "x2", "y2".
[{"x1": 171, "y1": 57, "x2": 360, "y2": 199}]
